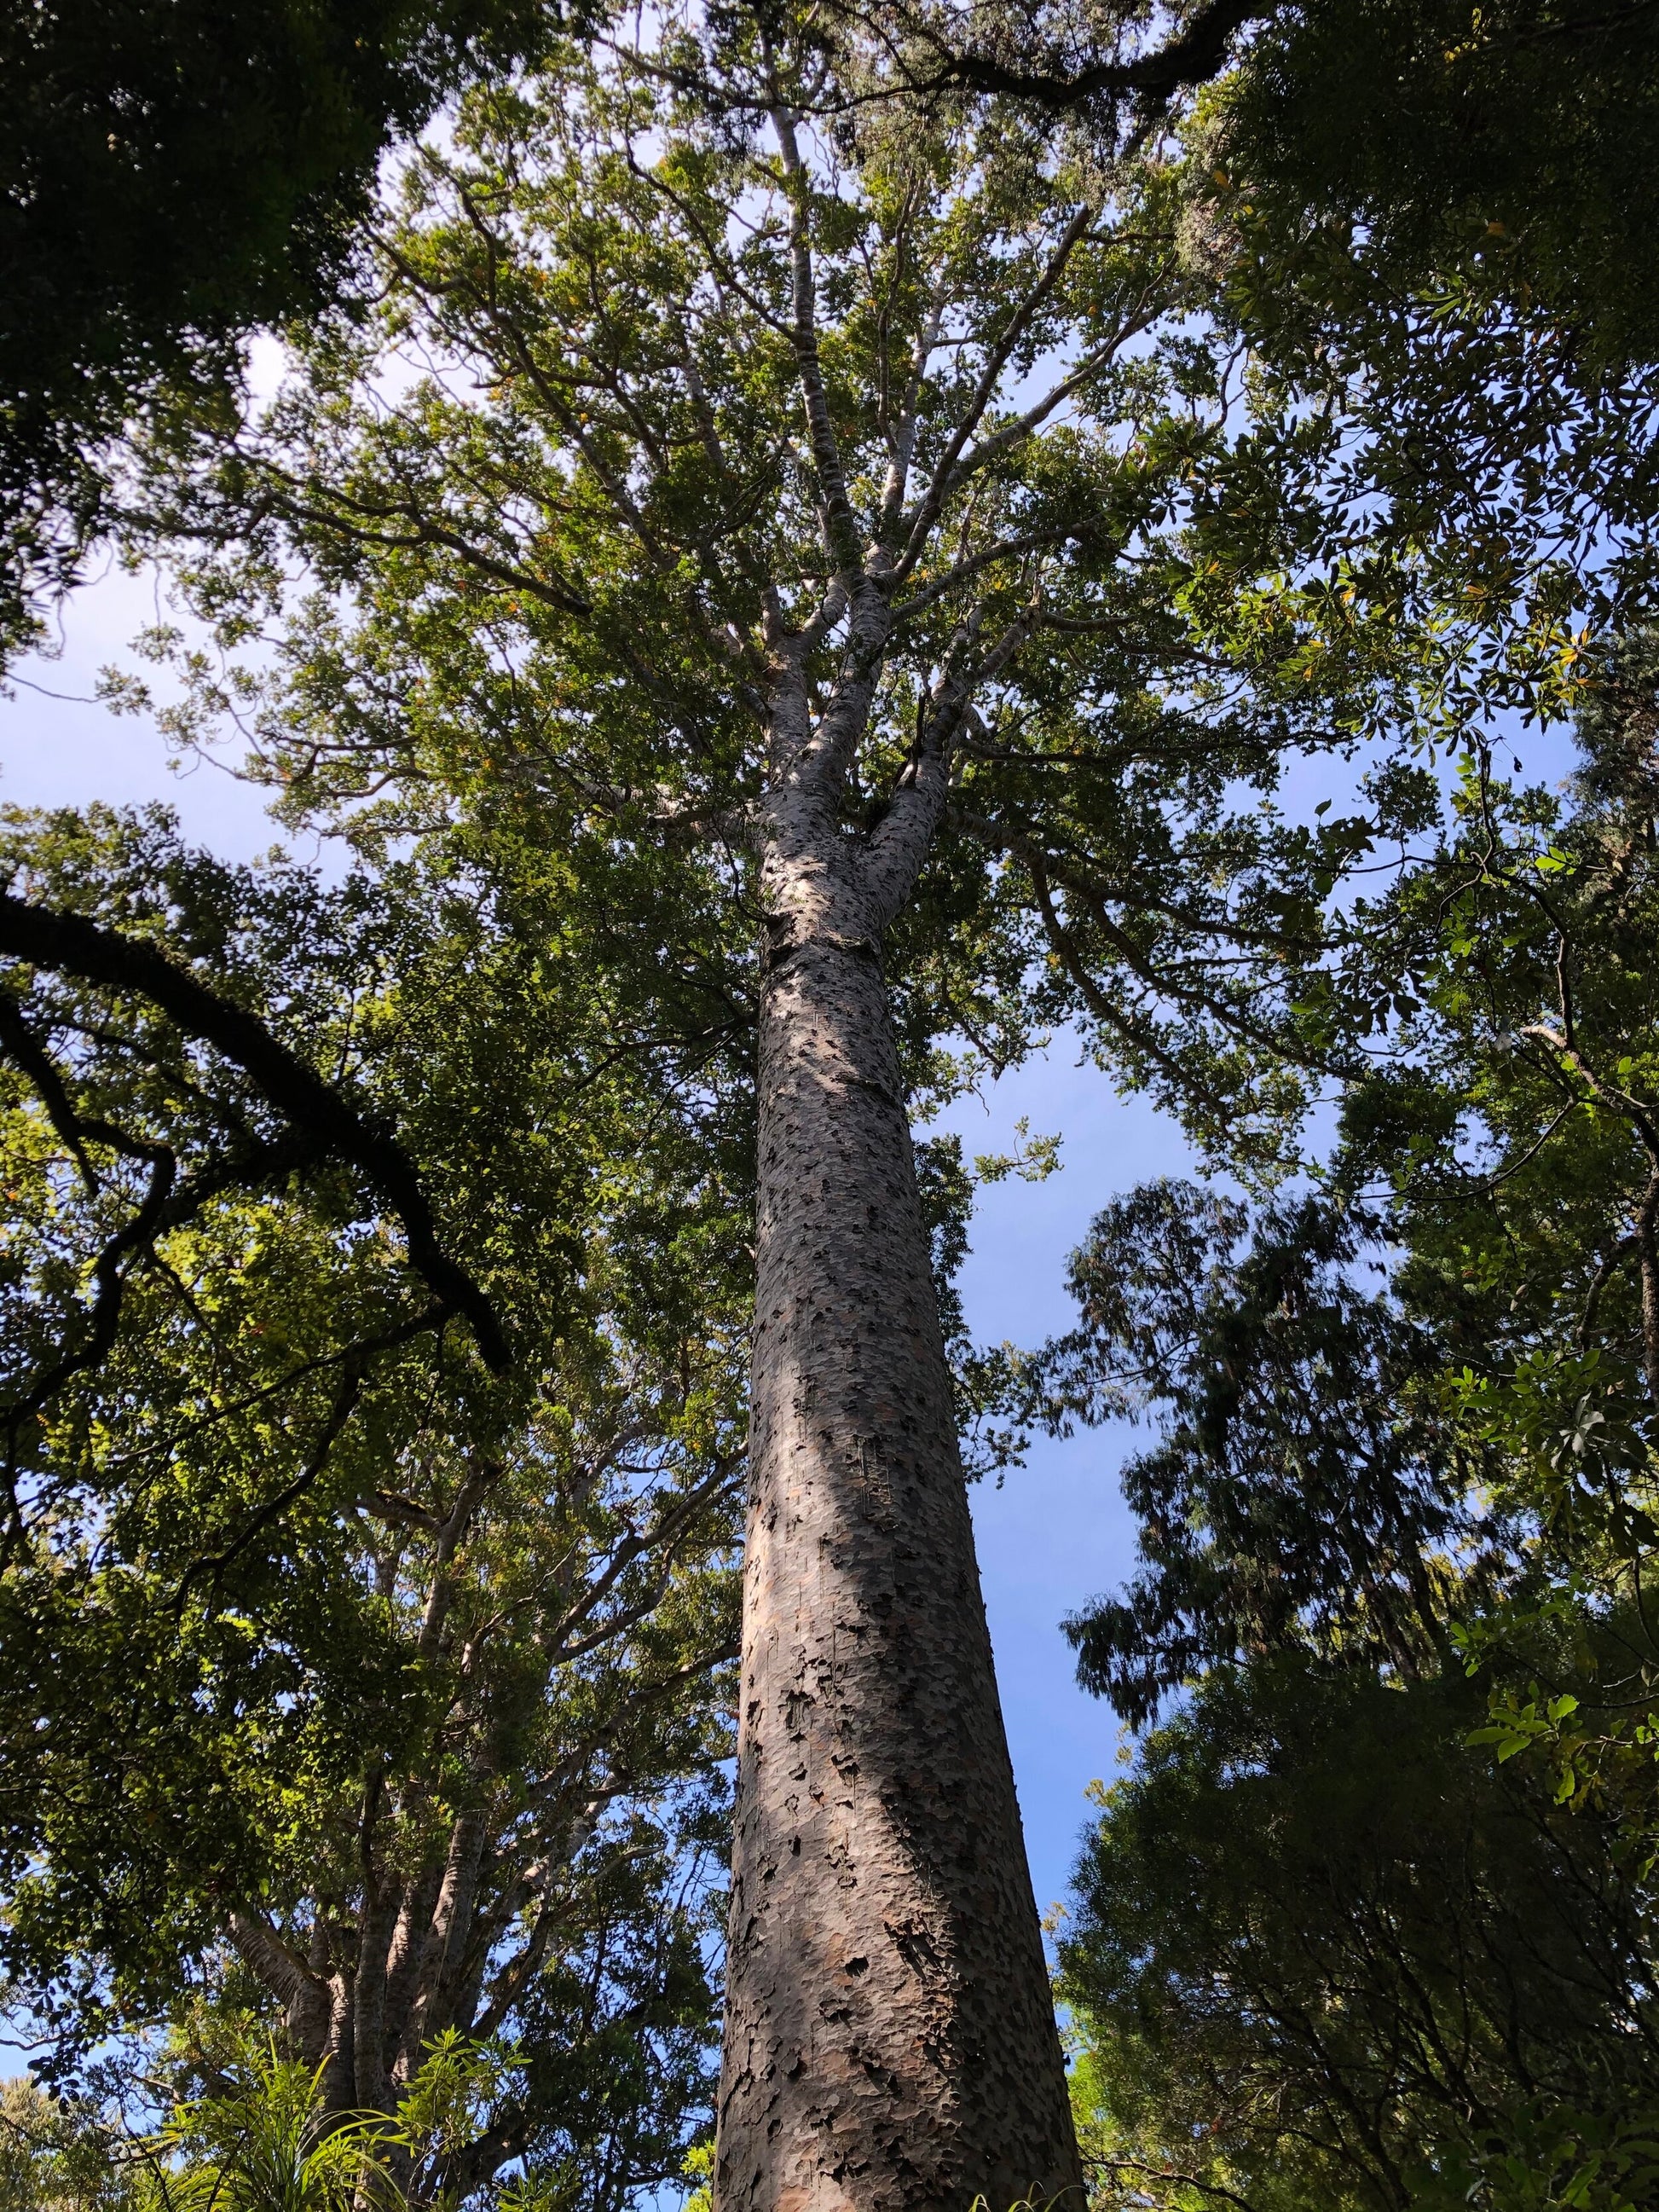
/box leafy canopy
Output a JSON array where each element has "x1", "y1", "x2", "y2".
[
  {"x1": 0, "y1": 805, "x2": 747, "y2": 2212},
  {"x1": 120, "y1": 0, "x2": 1415, "y2": 1178},
  {"x1": 0, "y1": 0, "x2": 564, "y2": 663}
]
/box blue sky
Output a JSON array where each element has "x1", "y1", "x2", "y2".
[{"x1": 941, "y1": 1068, "x2": 1188, "y2": 1915}]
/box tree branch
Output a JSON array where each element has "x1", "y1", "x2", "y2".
[
  {"x1": 1022, "y1": 840, "x2": 1228, "y2": 1107},
  {"x1": 770, "y1": 94, "x2": 865, "y2": 576},
  {"x1": 863, "y1": 617, "x2": 1036, "y2": 925},
  {"x1": 862, "y1": 0, "x2": 1269, "y2": 115},
  {"x1": 0, "y1": 895, "x2": 509, "y2": 1370},
  {"x1": 895, "y1": 197, "x2": 1101, "y2": 577}
]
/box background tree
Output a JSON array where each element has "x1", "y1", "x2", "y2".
[
  {"x1": 853, "y1": 0, "x2": 1659, "y2": 365},
  {"x1": 1327, "y1": 629, "x2": 1659, "y2": 1877},
  {"x1": 1061, "y1": 1663, "x2": 1659, "y2": 2212},
  {"x1": 1034, "y1": 1180, "x2": 1512, "y2": 1726},
  {"x1": 1043, "y1": 1176, "x2": 1659, "y2": 2211},
  {"x1": 1045, "y1": 646, "x2": 1659, "y2": 2212},
  {"x1": 1211, "y1": 0, "x2": 1659, "y2": 366},
  {"x1": 0, "y1": 804, "x2": 749, "y2": 2208}
]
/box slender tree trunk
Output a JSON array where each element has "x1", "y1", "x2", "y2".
[
  {"x1": 716, "y1": 823, "x2": 1081, "y2": 2212},
  {"x1": 1633, "y1": 1161, "x2": 1659, "y2": 1415},
  {"x1": 354, "y1": 1879, "x2": 400, "y2": 2116}
]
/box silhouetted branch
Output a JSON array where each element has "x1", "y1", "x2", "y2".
[{"x1": 0, "y1": 893, "x2": 509, "y2": 1370}]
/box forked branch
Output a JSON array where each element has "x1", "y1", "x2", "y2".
[{"x1": 0, "y1": 894, "x2": 509, "y2": 1370}]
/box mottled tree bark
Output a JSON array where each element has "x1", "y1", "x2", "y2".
[{"x1": 715, "y1": 637, "x2": 1082, "y2": 2210}]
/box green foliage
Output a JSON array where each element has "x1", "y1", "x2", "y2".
[
  {"x1": 0, "y1": 804, "x2": 743, "y2": 2201},
  {"x1": 0, "y1": 0, "x2": 569, "y2": 663},
  {"x1": 2, "y1": 2027, "x2": 600, "y2": 2212},
  {"x1": 0, "y1": 2074, "x2": 136, "y2": 2212},
  {"x1": 1222, "y1": 0, "x2": 1659, "y2": 366},
  {"x1": 1055, "y1": 639, "x2": 1659, "y2": 2209},
  {"x1": 119, "y1": 2, "x2": 1399, "y2": 1177},
  {"x1": 153, "y1": 2041, "x2": 391, "y2": 2212},
  {"x1": 1037, "y1": 1179, "x2": 1509, "y2": 1724},
  {"x1": 1061, "y1": 1662, "x2": 1659, "y2": 2212},
  {"x1": 1140, "y1": 14, "x2": 1659, "y2": 796},
  {"x1": 14, "y1": 8, "x2": 1659, "y2": 2205}
]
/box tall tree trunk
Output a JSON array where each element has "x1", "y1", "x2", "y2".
[{"x1": 716, "y1": 825, "x2": 1081, "y2": 2212}]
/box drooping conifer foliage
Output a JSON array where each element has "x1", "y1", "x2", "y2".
[{"x1": 1055, "y1": 648, "x2": 1659, "y2": 2212}]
